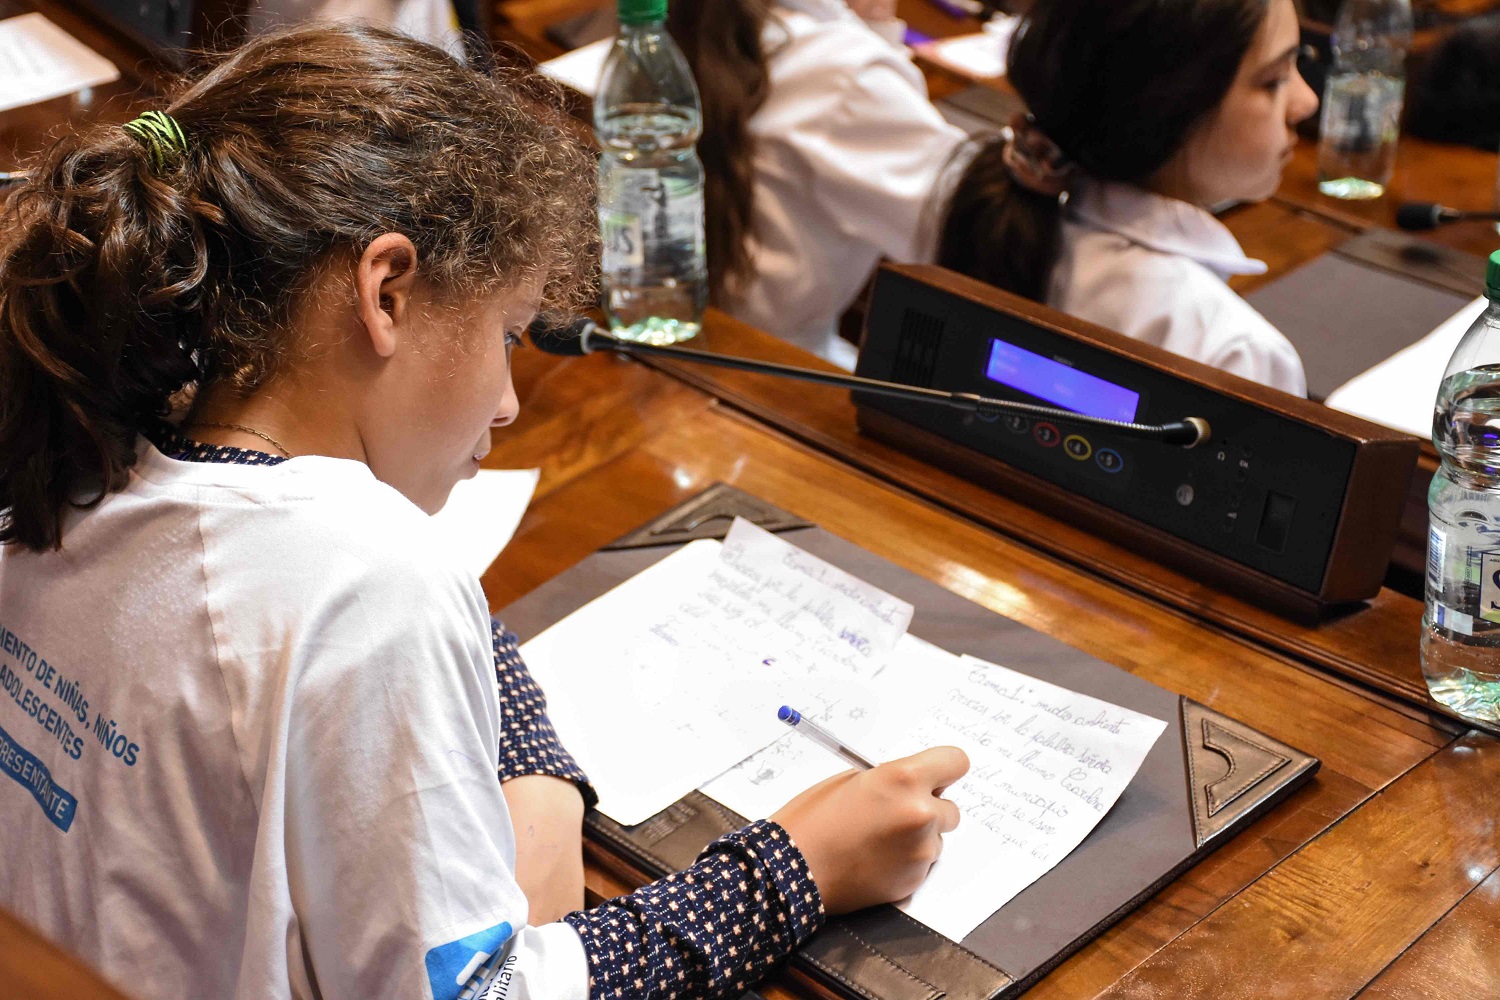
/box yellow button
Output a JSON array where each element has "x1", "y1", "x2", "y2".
[{"x1": 1063, "y1": 435, "x2": 1092, "y2": 460}]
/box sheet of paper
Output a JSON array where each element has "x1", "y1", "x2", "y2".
[
  {"x1": 521, "y1": 519, "x2": 914, "y2": 825},
  {"x1": 701, "y1": 633, "x2": 954, "y2": 821},
  {"x1": 707, "y1": 641, "x2": 1167, "y2": 943},
  {"x1": 0, "y1": 14, "x2": 120, "y2": 114},
  {"x1": 429, "y1": 468, "x2": 539, "y2": 579},
  {"x1": 1325, "y1": 295, "x2": 1486, "y2": 437},
  {"x1": 539, "y1": 37, "x2": 610, "y2": 99},
  {"x1": 913, "y1": 16, "x2": 1017, "y2": 81},
  {"x1": 890, "y1": 654, "x2": 1167, "y2": 940}
]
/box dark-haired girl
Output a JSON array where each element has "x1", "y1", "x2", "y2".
[
  {"x1": 668, "y1": 0, "x2": 966, "y2": 369},
  {"x1": 937, "y1": 0, "x2": 1319, "y2": 394},
  {"x1": 0, "y1": 24, "x2": 965, "y2": 1000}
]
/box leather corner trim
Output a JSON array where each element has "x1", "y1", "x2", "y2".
[
  {"x1": 602, "y1": 482, "x2": 813, "y2": 549},
  {"x1": 1181, "y1": 698, "x2": 1315, "y2": 848}
]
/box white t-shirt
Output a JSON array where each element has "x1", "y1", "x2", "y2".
[
  {"x1": 1049, "y1": 178, "x2": 1308, "y2": 396},
  {"x1": 732, "y1": 0, "x2": 968, "y2": 368},
  {"x1": 0, "y1": 442, "x2": 586, "y2": 1000}
]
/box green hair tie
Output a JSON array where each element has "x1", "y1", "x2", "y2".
[{"x1": 122, "y1": 111, "x2": 188, "y2": 173}]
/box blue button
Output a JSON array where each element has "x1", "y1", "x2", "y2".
[{"x1": 1095, "y1": 448, "x2": 1124, "y2": 474}]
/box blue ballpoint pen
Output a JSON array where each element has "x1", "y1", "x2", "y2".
[{"x1": 777, "y1": 706, "x2": 877, "y2": 770}]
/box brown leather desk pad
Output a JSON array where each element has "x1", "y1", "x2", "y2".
[
  {"x1": 1246, "y1": 228, "x2": 1485, "y2": 400},
  {"x1": 498, "y1": 487, "x2": 1320, "y2": 1000}
]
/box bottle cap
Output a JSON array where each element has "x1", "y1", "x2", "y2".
[
  {"x1": 1488, "y1": 249, "x2": 1500, "y2": 302},
  {"x1": 618, "y1": 0, "x2": 667, "y2": 25}
]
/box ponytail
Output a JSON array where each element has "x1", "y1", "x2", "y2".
[
  {"x1": 0, "y1": 122, "x2": 221, "y2": 550},
  {"x1": 936, "y1": 137, "x2": 1064, "y2": 304},
  {"x1": 935, "y1": 0, "x2": 1269, "y2": 303}
]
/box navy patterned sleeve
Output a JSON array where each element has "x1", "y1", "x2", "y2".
[
  {"x1": 491, "y1": 619, "x2": 597, "y2": 808},
  {"x1": 562, "y1": 820, "x2": 825, "y2": 1000}
]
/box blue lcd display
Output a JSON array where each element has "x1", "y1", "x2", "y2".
[{"x1": 985, "y1": 339, "x2": 1141, "y2": 422}]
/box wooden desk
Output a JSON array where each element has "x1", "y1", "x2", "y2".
[
  {"x1": 484, "y1": 333, "x2": 1495, "y2": 998},
  {"x1": 488, "y1": 7, "x2": 1496, "y2": 992},
  {"x1": 0, "y1": 0, "x2": 154, "y2": 168},
  {"x1": 1276, "y1": 136, "x2": 1500, "y2": 261},
  {"x1": 0, "y1": 908, "x2": 138, "y2": 999}
]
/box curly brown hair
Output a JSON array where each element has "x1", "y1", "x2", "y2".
[{"x1": 0, "y1": 22, "x2": 598, "y2": 551}]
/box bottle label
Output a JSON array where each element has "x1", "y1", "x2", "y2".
[
  {"x1": 601, "y1": 208, "x2": 645, "y2": 271},
  {"x1": 1481, "y1": 551, "x2": 1500, "y2": 624},
  {"x1": 1434, "y1": 602, "x2": 1474, "y2": 636},
  {"x1": 599, "y1": 170, "x2": 705, "y2": 278}
]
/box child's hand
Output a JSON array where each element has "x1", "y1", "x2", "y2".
[{"x1": 771, "y1": 746, "x2": 968, "y2": 914}]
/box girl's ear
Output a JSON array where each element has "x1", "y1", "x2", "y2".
[{"x1": 355, "y1": 233, "x2": 420, "y2": 358}]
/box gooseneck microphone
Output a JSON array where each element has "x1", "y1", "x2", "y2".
[
  {"x1": 530, "y1": 316, "x2": 1212, "y2": 448},
  {"x1": 1396, "y1": 201, "x2": 1500, "y2": 232}
]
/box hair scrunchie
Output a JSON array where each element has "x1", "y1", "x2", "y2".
[
  {"x1": 122, "y1": 111, "x2": 189, "y2": 173},
  {"x1": 1000, "y1": 112, "x2": 1076, "y2": 198}
]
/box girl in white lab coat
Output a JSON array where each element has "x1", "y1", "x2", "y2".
[
  {"x1": 936, "y1": 0, "x2": 1320, "y2": 395},
  {"x1": 667, "y1": 0, "x2": 967, "y2": 368}
]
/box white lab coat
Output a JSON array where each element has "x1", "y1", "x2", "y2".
[
  {"x1": 734, "y1": 0, "x2": 968, "y2": 368},
  {"x1": 1049, "y1": 178, "x2": 1308, "y2": 396}
]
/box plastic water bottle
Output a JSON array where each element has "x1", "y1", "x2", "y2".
[
  {"x1": 1422, "y1": 249, "x2": 1500, "y2": 722},
  {"x1": 594, "y1": 0, "x2": 706, "y2": 344},
  {"x1": 1316, "y1": 0, "x2": 1412, "y2": 200}
]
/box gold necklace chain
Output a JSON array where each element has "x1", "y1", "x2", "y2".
[{"x1": 188, "y1": 422, "x2": 294, "y2": 458}]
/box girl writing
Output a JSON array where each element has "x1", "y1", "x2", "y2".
[{"x1": 0, "y1": 24, "x2": 965, "y2": 1000}]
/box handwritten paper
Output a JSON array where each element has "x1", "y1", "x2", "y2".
[
  {"x1": 521, "y1": 519, "x2": 913, "y2": 824},
  {"x1": 704, "y1": 644, "x2": 1165, "y2": 942},
  {"x1": 890, "y1": 654, "x2": 1166, "y2": 940},
  {"x1": 429, "y1": 468, "x2": 540, "y2": 579},
  {"x1": 0, "y1": 14, "x2": 119, "y2": 114},
  {"x1": 701, "y1": 632, "x2": 954, "y2": 822}
]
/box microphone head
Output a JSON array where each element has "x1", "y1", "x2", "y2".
[
  {"x1": 528, "y1": 315, "x2": 602, "y2": 356},
  {"x1": 1158, "y1": 417, "x2": 1212, "y2": 448},
  {"x1": 1395, "y1": 202, "x2": 1444, "y2": 231}
]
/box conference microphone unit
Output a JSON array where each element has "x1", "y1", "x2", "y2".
[
  {"x1": 529, "y1": 316, "x2": 1213, "y2": 448},
  {"x1": 846, "y1": 264, "x2": 1421, "y2": 621},
  {"x1": 1395, "y1": 201, "x2": 1500, "y2": 231}
]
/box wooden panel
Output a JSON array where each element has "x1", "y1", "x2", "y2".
[
  {"x1": 0, "y1": 908, "x2": 137, "y2": 1000},
  {"x1": 1090, "y1": 732, "x2": 1500, "y2": 999},
  {"x1": 1356, "y1": 867, "x2": 1500, "y2": 998}
]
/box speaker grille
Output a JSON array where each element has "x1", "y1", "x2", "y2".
[{"x1": 892, "y1": 309, "x2": 945, "y2": 387}]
